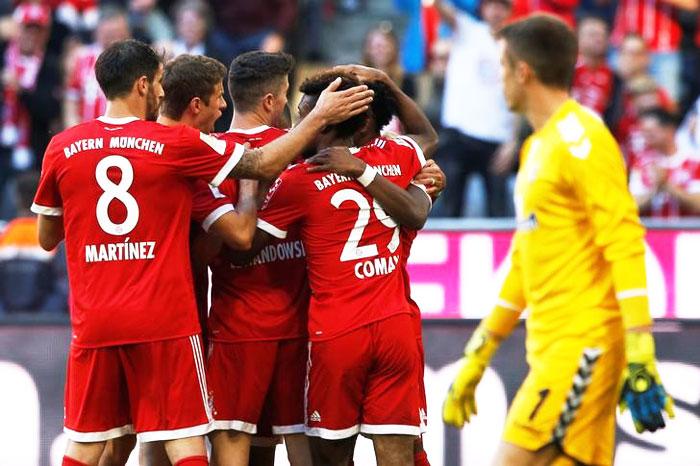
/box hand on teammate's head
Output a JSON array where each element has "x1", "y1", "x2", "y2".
[{"x1": 312, "y1": 78, "x2": 373, "y2": 125}]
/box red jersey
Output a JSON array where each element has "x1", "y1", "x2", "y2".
[
  {"x1": 258, "y1": 136, "x2": 426, "y2": 341},
  {"x1": 611, "y1": 0, "x2": 681, "y2": 52},
  {"x1": 191, "y1": 125, "x2": 309, "y2": 342},
  {"x1": 628, "y1": 150, "x2": 700, "y2": 218},
  {"x1": 32, "y1": 115, "x2": 244, "y2": 347},
  {"x1": 572, "y1": 61, "x2": 616, "y2": 117},
  {"x1": 65, "y1": 44, "x2": 107, "y2": 123}
]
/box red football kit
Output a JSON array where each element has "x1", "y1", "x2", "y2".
[
  {"x1": 32, "y1": 115, "x2": 244, "y2": 441},
  {"x1": 257, "y1": 135, "x2": 426, "y2": 438},
  {"x1": 572, "y1": 61, "x2": 616, "y2": 117},
  {"x1": 628, "y1": 150, "x2": 700, "y2": 218},
  {"x1": 191, "y1": 125, "x2": 309, "y2": 435}
]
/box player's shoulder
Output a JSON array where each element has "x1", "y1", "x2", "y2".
[
  {"x1": 218, "y1": 125, "x2": 286, "y2": 146},
  {"x1": 551, "y1": 100, "x2": 617, "y2": 160}
]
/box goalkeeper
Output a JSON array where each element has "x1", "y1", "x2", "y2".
[{"x1": 443, "y1": 14, "x2": 674, "y2": 466}]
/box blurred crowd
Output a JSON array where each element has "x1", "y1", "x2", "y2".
[{"x1": 0, "y1": 0, "x2": 699, "y2": 313}]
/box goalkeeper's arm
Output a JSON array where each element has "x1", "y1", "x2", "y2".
[{"x1": 443, "y1": 255, "x2": 525, "y2": 428}]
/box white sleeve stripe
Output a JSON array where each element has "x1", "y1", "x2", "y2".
[
  {"x1": 616, "y1": 288, "x2": 647, "y2": 300},
  {"x1": 201, "y1": 204, "x2": 235, "y2": 232},
  {"x1": 210, "y1": 143, "x2": 245, "y2": 187},
  {"x1": 410, "y1": 181, "x2": 433, "y2": 210},
  {"x1": 257, "y1": 218, "x2": 287, "y2": 239},
  {"x1": 495, "y1": 299, "x2": 522, "y2": 312},
  {"x1": 31, "y1": 203, "x2": 63, "y2": 216},
  {"x1": 399, "y1": 135, "x2": 427, "y2": 168}
]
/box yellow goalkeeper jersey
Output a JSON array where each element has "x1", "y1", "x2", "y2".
[{"x1": 500, "y1": 99, "x2": 650, "y2": 356}]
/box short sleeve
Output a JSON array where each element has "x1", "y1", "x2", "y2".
[
  {"x1": 191, "y1": 180, "x2": 234, "y2": 232},
  {"x1": 169, "y1": 125, "x2": 245, "y2": 187},
  {"x1": 257, "y1": 167, "x2": 306, "y2": 239},
  {"x1": 31, "y1": 140, "x2": 63, "y2": 216}
]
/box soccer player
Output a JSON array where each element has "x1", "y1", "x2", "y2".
[
  {"x1": 31, "y1": 39, "x2": 372, "y2": 466},
  {"x1": 243, "y1": 71, "x2": 428, "y2": 466},
  {"x1": 441, "y1": 14, "x2": 675, "y2": 466},
  {"x1": 188, "y1": 51, "x2": 313, "y2": 466}
]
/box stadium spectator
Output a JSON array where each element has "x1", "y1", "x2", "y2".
[
  {"x1": 677, "y1": 94, "x2": 700, "y2": 151},
  {"x1": 629, "y1": 108, "x2": 700, "y2": 217},
  {"x1": 127, "y1": 0, "x2": 174, "y2": 44},
  {"x1": 206, "y1": 0, "x2": 297, "y2": 65},
  {"x1": 1, "y1": 3, "x2": 61, "y2": 174},
  {"x1": 63, "y1": 6, "x2": 131, "y2": 128},
  {"x1": 392, "y1": 0, "x2": 442, "y2": 87},
  {"x1": 0, "y1": 171, "x2": 67, "y2": 313},
  {"x1": 432, "y1": 0, "x2": 516, "y2": 217},
  {"x1": 572, "y1": 15, "x2": 624, "y2": 128},
  {"x1": 619, "y1": 74, "x2": 676, "y2": 161},
  {"x1": 610, "y1": 0, "x2": 691, "y2": 101},
  {"x1": 154, "y1": 0, "x2": 221, "y2": 60},
  {"x1": 54, "y1": 0, "x2": 99, "y2": 41},
  {"x1": 362, "y1": 23, "x2": 412, "y2": 96}
]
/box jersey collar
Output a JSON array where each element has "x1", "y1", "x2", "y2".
[
  {"x1": 227, "y1": 125, "x2": 270, "y2": 135},
  {"x1": 97, "y1": 115, "x2": 140, "y2": 125}
]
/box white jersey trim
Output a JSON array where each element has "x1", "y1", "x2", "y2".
[
  {"x1": 360, "y1": 423, "x2": 422, "y2": 436},
  {"x1": 257, "y1": 218, "x2": 287, "y2": 239},
  {"x1": 202, "y1": 204, "x2": 235, "y2": 232},
  {"x1": 410, "y1": 181, "x2": 433, "y2": 210},
  {"x1": 31, "y1": 203, "x2": 63, "y2": 216},
  {"x1": 397, "y1": 135, "x2": 427, "y2": 168},
  {"x1": 227, "y1": 125, "x2": 271, "y2": 135},
  {"x1": 616, "y1": 288, "x2": 648, "y2": 300},
  {"x1": 305, "y1": 425, "x2": 360, "y2": 439},
  {"x1": 97, "y1": 115, "x2": 139, "y2": 125},
  {"x1": 210, "y1": 419, "x2": 257, "y2": 434},
  {"x1": 210, "y1": 143, "x2": 246, "y2": 187},
  {"x1": 189, "y1": 336, "x2": 213, "y2": 422},
  {"x1": 495, "y1": 299, "x2": 523, "y2": 312},
  {"x1": 64, "y1": 424, "x2": 134, "y2": 442},
  {"x1": 137, "y1": 422, "x2": 213, "y2": 443},
  {"x1": 272, "y1": 423, "x2": 306, "y2": 435}
]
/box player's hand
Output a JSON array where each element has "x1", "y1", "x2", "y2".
[
  {"x1": 307, "y1": 147, "x2": 366, "y2": 177},
  {"x1": 443, "y1": 326, "x2": 500, "y2": 428},
  {"x1": 413, "y1": 160, "x2": 446, "y2": 198},
  {"x1": 332, "y1": 64, "x2": 390, "y2": 84},
  {"x1": 312, "y1": 78, "x2": 373, "y2": 125},
  {"x1": 619, "y1": 331, "x2": 675, "y2": 433}
]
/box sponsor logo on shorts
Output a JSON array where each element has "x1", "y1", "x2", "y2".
[{"x1": 310, "y1": 410, "x2": 321, "y2": 423}]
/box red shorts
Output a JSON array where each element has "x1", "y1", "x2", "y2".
[
  {"x1": 64, "y1": 335, "x2": 212, "y2": 443},
  {"x1": 305, "y1": 313, "x2": 422, "y2": 439},
  {"x1": 207, "y1": 338, "x2": 306, "y2": 435},
  {"x1": 417, "y1": 334, "x2": 428, "y2": 433}
]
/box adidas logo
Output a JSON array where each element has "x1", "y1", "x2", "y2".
[{"x1": 310, "y1": 410, "x2": 321, "y2": 422}]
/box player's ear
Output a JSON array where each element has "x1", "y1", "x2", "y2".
[
  {"x1": 516, "y1": 61, "x2": 530, "y2": 84},
  {"x1": 189, "y1": 97, "x2": 201, "y2": 115},
  {"x1": 135, "y1": 75, "x2": 149, "y2": 97},
  {"x1": 262, "y1": 93, "x2": 275, "y2": 112}
]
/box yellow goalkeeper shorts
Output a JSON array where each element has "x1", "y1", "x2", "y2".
[{"x1": 503, "y1": 335, "x2": 625, "y2": 466}]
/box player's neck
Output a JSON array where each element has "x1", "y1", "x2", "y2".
[
  {"x1": 157, "y1": 114, "x2": 188, "y2": 128},
  {"x1": 581, "y1": 54, "x2": 605, "y2": 68},
  {"x1": 230, "y1": 110, "x2": 269, "y2": 131},
  {"x1": 525, "y1": 87, "x2": 571, "y2": 132},
  {"x1": 104, "y1": 98, "x2": 145, "y2": 121}
]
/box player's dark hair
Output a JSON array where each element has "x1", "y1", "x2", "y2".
[
  {"x1": 299, "y1": 71, "x2": 368, "y2": 139},
  {"x1": 497, "y1": 14, "x2": 578, "y2": 89},
  {"x1": 95, "y1": 39, "x2": 163, "y2": 100},
  {"x1": 16, "y1": 171, "x2": 40, "y2": 212},
  {"x1": 161, "y1": 54, "x2": 227, "y2": 119},
  {"x1": 639, "y1": 107, "x2": 679, "y2": 128},
  {"x1": 228, "y1": 51, "x2": 295, "y2": 112},
  {"x1": 366, "y1": 80, "x2": 398, "y2": 134}
]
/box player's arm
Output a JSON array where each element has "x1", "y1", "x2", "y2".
[
  {"x1": 207, "y1": 180, "x2": 259, "y2": 251},
  {"x1": 229, "y1": 79, "x2": 373, "y2": 180},
  {"x1": 568, "y1": 130, "x2": 674, "y2": 433},
  {"x1": 36, "y1": 215, "x2": 64, "y2": 251},
  {"x1": 307, "y1": 147, "x2": 431, "y2": 229},
  {"x1": 443, "y1": 245, "x2": 525, "y2": 428},
  {"x1": 433, "y1": 0, "x2": 458, "y2": 29},
  {"x1": 412, "y1": 160, "x2": 447, "y2": 198},
  {"x1": 333, "y1": 64, "x2": 439, "y2": 158}
]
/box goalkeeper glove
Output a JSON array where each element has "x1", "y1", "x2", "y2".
[
  {"x1": 442, "y1": 325, "x2": 500, "y2": 428},
  {"x1": 619, "y1": 331, "x2": 675, "y2": 433}
]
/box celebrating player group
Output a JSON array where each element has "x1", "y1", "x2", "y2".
[{"x1": 33, "y1": 11, "x2": 673, "y2": 466}]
